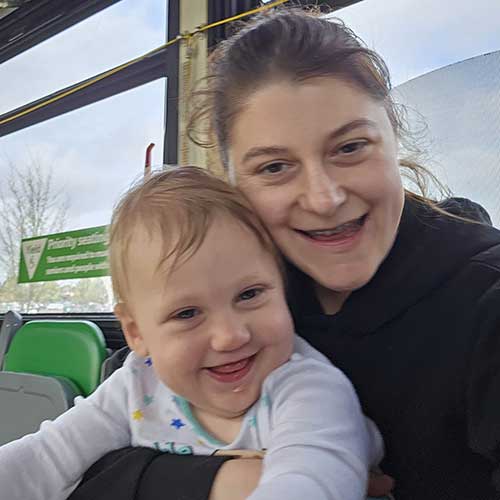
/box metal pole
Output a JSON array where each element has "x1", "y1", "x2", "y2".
[{"x1": 163, "y1": 0, "x2": 180, "y2": 165}]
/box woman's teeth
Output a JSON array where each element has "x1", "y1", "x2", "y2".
[{"x1": 304, "y1": 216, "x2": 365, "y2": 237}]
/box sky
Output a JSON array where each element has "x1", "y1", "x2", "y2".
[
  {"x1": 0, "y1": 0, "x2": 167, "y2": 230},
  {"x1": 333, "y1": 0, "x2": 500, "y2": 86},
  {"x1": 0, "y1": 0, "x2": 500, "y2": 233}
]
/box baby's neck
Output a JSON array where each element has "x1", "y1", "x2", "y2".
[{"x1": 192, "y1": 406, "x2": 245, "y2": 444}]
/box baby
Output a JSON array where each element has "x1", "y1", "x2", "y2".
[{"x1": 0, "y1": 166, "x2": 383, "y2": 500}]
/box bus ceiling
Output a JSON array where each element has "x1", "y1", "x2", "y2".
[{"x1": 0, "y1": 0, "x2": 122, "y2": 64}]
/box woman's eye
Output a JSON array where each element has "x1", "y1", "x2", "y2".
[
  {"x1": 173, "y1": 308, "x2": 199, "y2": 320},
  {"x1": 238, "y1": 288, "x2": 263, "y2": 302},
  {"x1": 338, "y1": 141, "x2": 367, "y2": 155},
  {"x1": 260, "y1": 162, "x2": 288, "y2": 175}
]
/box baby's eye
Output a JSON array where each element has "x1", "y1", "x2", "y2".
[
  {"x1": 173, "y1": 308, "x2": 199, "y2": 320},
  {"x1": 238, "y1": 287, "x2": 263, "y2": 302},
  {"x1": 338, "y1": 141, "x2": 367, "y2": 155}
]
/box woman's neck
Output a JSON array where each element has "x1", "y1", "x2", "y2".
[{"x1": 314, "y1": 283, "x2": 351, "y2": 315}]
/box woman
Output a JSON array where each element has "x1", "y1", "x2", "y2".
[{"x1": 71, "y1": 8, "x2": 500, "y2": 500}]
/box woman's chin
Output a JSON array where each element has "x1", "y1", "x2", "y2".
[
  {"x1": 312, "y1": 265, "x2": 379, "y2": 312},
  {"x1": 316, "y1": 261, "x2": 378, "y2": 292}
]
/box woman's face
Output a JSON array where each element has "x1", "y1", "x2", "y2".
[{"x1": 228, "y1": 77, "x2": 405, "y2": 307}]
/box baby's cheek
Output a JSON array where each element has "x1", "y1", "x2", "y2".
[
  {"x1": 151, "y1": 354, "x2": 180, "y2": 386},
  {"x1": 271, "y1": 312, "x2": 295, "y2": 348}
]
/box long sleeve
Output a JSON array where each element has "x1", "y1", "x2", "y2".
[
  {"x1": 0, "y1": 367, "x2": 132, "y2": 500},
  {"x1": 248, "y1": 354, "x2": 383, "y2": 500},
  {"x1": 466, "y1": 278, "x2": 500, "y2": 492}
]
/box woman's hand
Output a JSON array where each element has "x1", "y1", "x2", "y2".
[
  {"x1": 367, "y1": 471, "x2": 394, "y2": 497},
  {"x1": 209, "y1": 458, "x2": 262, "y2": 500}
]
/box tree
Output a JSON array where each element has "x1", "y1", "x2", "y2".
[
  {"x1": 65, "y1": 278, "x2": 111, "y2": 312},
  {"x1": 0, "y1": 156, "x2": 70, "y2": 311},
  {"x1": 0, "y1": 275, "x2": 61, "y2": 311}
]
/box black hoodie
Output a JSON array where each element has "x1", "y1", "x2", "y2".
[{"x1": 286, "y1": 197, "x2": 500, "y2": 500}]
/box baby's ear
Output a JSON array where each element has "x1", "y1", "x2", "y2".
[{"x1": 114, "y1": 303, "x2": 149, "y2": 357}]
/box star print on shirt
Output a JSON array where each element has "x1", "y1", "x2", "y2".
[
  {"x1": 248, "y1": 416, "x2": 257, "y2": 427},
  {"x1": 143, "y1": 395, "x2": 154, "y2": 406},
  {"x1": 144, "y1": 357, "x2": 153, "y2": 367},
  {"x1": 170, "y1": 418, "x2": 185, "y2": 430},
  {"x1": 132, "y1": 409, "x2": 144, "y2": 421}
]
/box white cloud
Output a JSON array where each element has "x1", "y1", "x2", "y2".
[
  {"x1": 0, "y1": 0, "x2": 166, "y2": 114},
  {"x1": 0, "y1": 0, "x2": 167, "y2": 234},
  {"x1": 0, "y1": 79, "x2": 166, "y2": 232}
]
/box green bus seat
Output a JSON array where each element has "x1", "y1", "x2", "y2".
[
  {"x1": 0, "y1": 320, "x2": 106, "y2": 444},
  {"x1": 0, "y1": 310, "x2": 23, "y2": 369},
  {"x1": 3, "y1": 320, "x2": 106, "y2": 396}
]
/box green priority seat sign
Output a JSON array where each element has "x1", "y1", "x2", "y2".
[{"x1": 18, "y1": 225, "x2": 110, "y2": 283}]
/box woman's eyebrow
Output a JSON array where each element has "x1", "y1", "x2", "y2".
[
  {"x1": 328, "y1": 119, "x2": 378, "y2": 140},
  {"x1": 241, "y1": 119, "x2": 378, "y2": 164},
  {"x1": 242, "y1": 146, "x2": 289, "y2": 164}
]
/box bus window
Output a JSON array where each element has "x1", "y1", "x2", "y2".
[{"x1": 0, "y1": 0, "x2": 167, "y2": 315}]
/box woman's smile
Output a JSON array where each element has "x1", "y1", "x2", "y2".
[
  {"x1": 294, "y1": 213, "x2": 368, "y2": 248},
  {"x1": 231, "y1": 78, "x2": 404, "y2": 297}
]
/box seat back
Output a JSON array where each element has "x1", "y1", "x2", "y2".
[
  {"x1": 0, "y1": 310, "x2": 23, "y2": 369},
  {"x1": 0, "y1": 372, "x2": 79, "y2": 445},
  {"x1": 101, "y1": 345, "x2": 130, "y2": 382},
  {"x1": 4, "y1": 320, "x2": 107, "y2": 396}
]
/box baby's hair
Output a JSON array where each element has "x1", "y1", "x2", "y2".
[{"x1": 109, "y1": 166, "x2": 283, "y2": 302}]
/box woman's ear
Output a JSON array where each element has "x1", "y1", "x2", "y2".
[{"x1": 114, "y1": 303, "x2": 149, "y2": 357}]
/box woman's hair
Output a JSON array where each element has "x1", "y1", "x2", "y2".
[
  {"x1": 109, "y1": 166, "x2": 283, "y2": 302},
  {"x1": 188, "y1": 7, "x2": 450, "y2": 206}
]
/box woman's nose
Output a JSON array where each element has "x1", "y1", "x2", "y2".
[
  {"x1": 210, "y1": 317, "x2": 251, "y2": 352},
  {"x1": 299, "y1": 164, "x2": 346, "y2": 215}
]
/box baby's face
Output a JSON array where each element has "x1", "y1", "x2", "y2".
[{"x1": 120, "y1": 215, "x2": 294, "y2": 419}]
